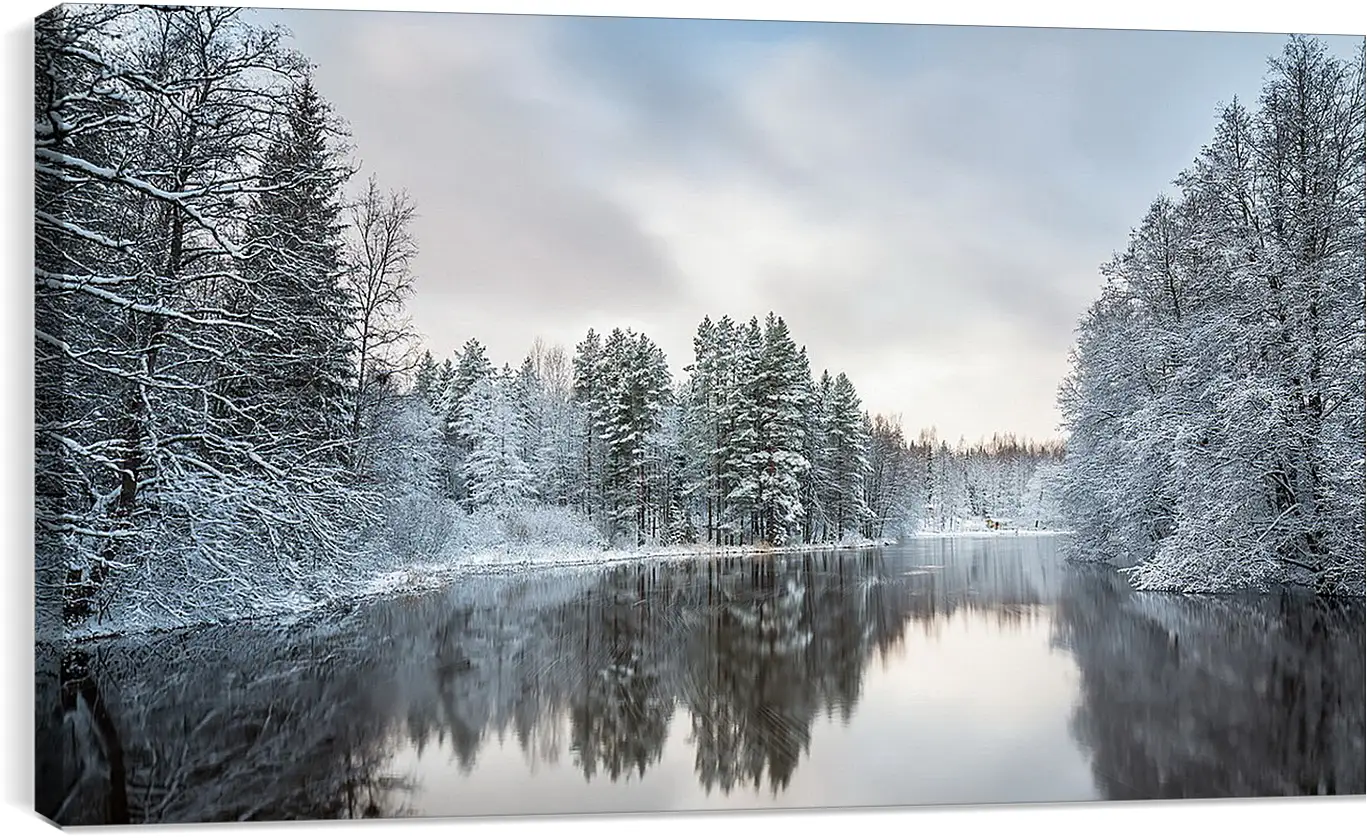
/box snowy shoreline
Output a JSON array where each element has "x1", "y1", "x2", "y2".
[
  {"x1": 54, "y1": 530, "x2": 1072, "y2": 646},
  {"x1": 54, "y1": 539, "x2": 885, "y2": 645},
  {"x1": 906, "y1": 529, "x2": 1074, "y2": 539}
]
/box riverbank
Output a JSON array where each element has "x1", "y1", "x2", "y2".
[
  {"x1": 55, "y1": 529, "x2": 1078, "y2": 644},
  {"x1": 57, "y1": 537, "x2": 899, "y2": 645},
  {"x1": 908, "y1": 528, "x2": 1074, "y2": 538}
]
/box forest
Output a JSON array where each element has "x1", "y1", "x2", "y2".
[
  {"x1": 399, "y1": 321, "x2": 1065, "y2": 551},
  {"x1": 34, "y1": 6, "x2": 1063, "y2": 636},
  {"x1": 37, "y1": 4, "x2": 1363, "y2": 644},
  {"x1": 1059, "y1": 36, "x2": 1366, "y2": 597}
]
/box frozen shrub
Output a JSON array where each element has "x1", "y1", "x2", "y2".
[
  {"x1": 385, "y1": 495, "x2": 458, "y2": 560},
  {"x1": 501, "y1": 505, "x2": 601, "y2": 549},
  {"x1": 447, "y1": 504, "x2": 603, "y2": 552}
]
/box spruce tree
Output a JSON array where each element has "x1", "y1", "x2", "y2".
[
  {"x1": 744, "y1": 314, "x2": 810, "y2": 545},
  {"x1": 413, "y1": 350, "x2": 440, "y2": 409},
  {"x1": 682, "y1": 316, "x2": 720, "y2": 542},
  {"x1": 572, "y1": 328, "x2": 608, "y2": 524},
  {"x1": 721, "y1": 318, "x2": 764, "y2": 542},
  {"x1": 439, "y1": 338, "x2": 494, "y2": 505},
  {"x1": 597, "y1": 329, "x2": 671, "y2": 544},
  {"x1": 229, "y1": 77, "x2": 355, "y2": 464},
  {"x1": 459, "y1": 375, "x2": 536, "y2": 509},
  {"x1": 826, "y1": 372, "x2": 872, "y2": 539}
]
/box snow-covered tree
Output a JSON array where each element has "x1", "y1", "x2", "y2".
[
  {"x1": 343, "y1": 176, "x2": 419, "y2": 471},
  {"x1": 729, "y1": 314, "x2": 810, "y2": 545},
  {"x1": 439, "y1": 338, "x2": 495, "y2": 504},
  {"x1": 227, "y1": 75, "x2": 356, "y2": 465},
  {"x1": 1061, "y1": 36, "x2": 1365, "y2": 594},
  {"x1": 458, "y1": 376, "x2": 536, "y2": 510},
  {"x1": 412, "y1": 350, "x2": 441, "y2": 410},
  {"x1": 681, "y1": 316, "x2": 724, "y2": 543},
  {"x1": 572, "y1": 328, "x2": 609, "y2": 525},
  {"x1": 35, "y1": 6, "x2": 372, "y2": 623},
  {"x1": 824, "y1": 372, "x2": 872, "y2": 540},
  {"x1": 865, "y1": 414, "x2": 919, "y2": 539},
  {"x1": 597, "y1": 328, "x2": 672, "y2": 545},
  {"x1": 802, "y1": 370, "x2": 838, "y2": 540}
]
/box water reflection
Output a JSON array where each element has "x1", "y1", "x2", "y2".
[
  {"x1": 1053, "y1": 566, "x2": 1366, "y2": 798},
  {"x1": 38, "y1": 613, "x2": 418, "y2": 824},
  {"x1": 37, "y1": 537, "x2": 1365, "y2": 824}
]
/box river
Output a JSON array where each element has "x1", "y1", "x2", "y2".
[{"x1": 36, "y1": 535, "x2": 1365, "y2": 824}]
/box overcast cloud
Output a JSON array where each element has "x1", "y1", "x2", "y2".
[{"x1": 251, "y1": 7, "x2": 1361, "y2": 443}]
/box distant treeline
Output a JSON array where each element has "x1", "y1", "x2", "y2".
[{"x1": 406, "y1": 315, "x2": 1067, "y2": 549}]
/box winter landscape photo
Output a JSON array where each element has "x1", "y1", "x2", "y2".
[{"x1": 32, "y1": 3, "x2": 1366, "y2": 826}]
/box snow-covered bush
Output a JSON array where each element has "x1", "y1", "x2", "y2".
[
  {"x1": 450, "y1": 504, "x2": 603, "y2": 553},
  {"x1": 384, "y1": 495, "x2": 459, "y2": 561},
  {"x1": 606, "y1": 526, "x2": 644, "y2": 551},
  {"x1": 87, "y1": 468, "x2": 382, "y2": 633},
  {"x1": 507, "y1": 504, "x2": 603, "y2": 548},
  {"x1": 837, "y1": 529, "x2": 870, "y2": 547}
]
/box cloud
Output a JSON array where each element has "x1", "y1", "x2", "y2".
[
  {"x1": 262, "y1": 9, "x2": 1359, "y2": 442},
  {"x1": 593, "y1": 34, "x2": 1105, "y2": 436},
  {"x1": 275, "y1": 10, "x2": 687, "y2": 358}
]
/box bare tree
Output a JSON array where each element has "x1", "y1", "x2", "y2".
[{"x1": 343, "y1": 175, "x2": 419, "y2": 472}]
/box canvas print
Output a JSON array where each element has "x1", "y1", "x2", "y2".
[{"x1": 33, "y1": 3, "x2": 1366, "y2": 826}]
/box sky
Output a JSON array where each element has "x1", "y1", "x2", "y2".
[{"x1": 243, "y1": 3, "x2": 1364, "y2": 445}]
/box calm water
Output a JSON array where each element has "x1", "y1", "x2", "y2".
[{"x1": 37, "y1": 536, "x2": 1366, "y2": 824}]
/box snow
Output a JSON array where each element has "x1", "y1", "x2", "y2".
[
  {"x1": 52, "y1": 489, "x2": 1078, "y2": 648},
  {"x1": 906, "y1": 528, "x2": 1076, "y2": 539},
  {"x1": 58, "y1": 533, "x2": 914, "y2": 645}
]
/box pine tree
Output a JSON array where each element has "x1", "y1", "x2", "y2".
[
  {"x1": 721, "y1": 318, "x2": 764, "y2": 543},
  {"x1": 438, "y1": 358, "x2": 456, "y2": 398},
  {"x1": 441, "y1": 339, "x2": 494, "y2": 432},
  {"x1": 805, "y1": 371, "x2": 838, "y2": 540},
  {"x1": 513, "y1": 355, "x2": 543, "y2": 471},
  {"x1": 739, "y1": 314, "x2": 810, "y2": 545},
  {"x1": 826, "y1": 372, "x2": 871, "y2": 539},
  {"x1": 597, "y1": 329, "x2": 671, "y2": 544},
  {"x1": 413, "y1": 350, "x2": 440, "y2": 409},
  {"x1": 681, "y1": 316, "x2": 721, "y2": 542},
  {"x1": 227, "y1": 77, "x2": 355, "y2": 464},
  {"x1": 648, "y1": 401, "x2": 689, "y2": 544},
  {"x1": 572, "y1": 328, "x2": 608, "y2": 525},
  {"x1": 439, "y1": 338, "x2": 494, "y2": 505},
  {"x1": 709, "y1": 316, "x2": 743, "y2": 543}
]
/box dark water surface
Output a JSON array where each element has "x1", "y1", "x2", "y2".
[{"x1": 37, "y1": 536, "x2": 1366, "y2": 824}]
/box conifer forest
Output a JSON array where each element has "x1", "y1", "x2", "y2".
[{"x1": 32, "y1": 6, "x2": 1365, "y2": 825}]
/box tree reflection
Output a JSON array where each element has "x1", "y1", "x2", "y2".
[
  {"x1": 682, "y1": 554, "x2": 902, "y2": 794},
  {"x1": 684, "y1": 567, "x2": 814, "y2": 794},
  {"x1": 1053, "y1": 567, "x2": 1366, "y2": 798},
  {"x1": 38, "y1": 539, "x2": 1364, "y2": 825},
  {"x1": 40, "y1": 616, "x2": 418, "y2": 825},
  {"x1": 568, "y1": 567, "x2": 673, "y2": 781}
]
